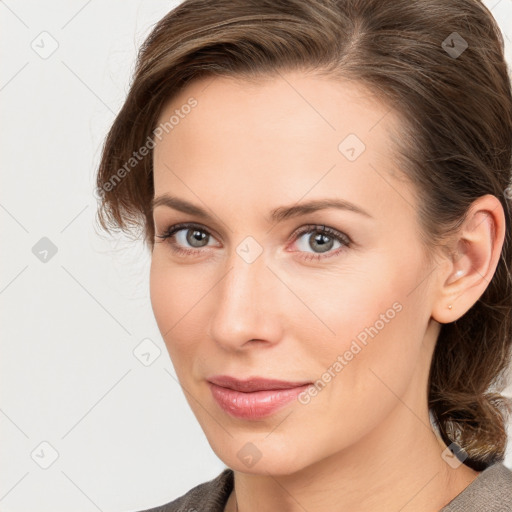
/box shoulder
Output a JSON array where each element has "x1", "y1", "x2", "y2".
[
  {"x1": 441, "y1": 462, "x2": 512, "y2": 512},
  {"x1": 135, "y1": 468, "x2": 234, "y2": 512}
]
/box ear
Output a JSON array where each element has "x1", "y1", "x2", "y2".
[{"x1": 431, "y1": 194, "x2": 506, "y2": 324}]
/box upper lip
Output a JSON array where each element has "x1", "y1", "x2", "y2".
[{"x1": 207, "y1": 375, "x2": 312, "y2": 392}]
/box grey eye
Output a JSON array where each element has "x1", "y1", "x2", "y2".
[
  {"x1": 295, "y1": 230, "x2": 342, "y2": 254},
  {"x1": 176, "y1": 227, "x2": 211, "y2": 248}
]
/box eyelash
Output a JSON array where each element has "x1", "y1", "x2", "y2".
[{"x1": 155, "y1": 222, "x2": 352, "y2": 262}]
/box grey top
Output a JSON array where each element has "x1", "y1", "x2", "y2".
[{"x1": 137, "y1": 462, "x2": 512, "y2": 512}]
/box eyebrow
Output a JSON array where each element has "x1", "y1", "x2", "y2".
[{"x1": 151, "y1": 194, "x2": 373, "y2": 223}]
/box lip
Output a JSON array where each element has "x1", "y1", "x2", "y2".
[
  {"x1": 207, "y1": 375, "x2": 312, "y2": 420},
  {"x1": 207, "y1": 375, "x2": 313, "y2": 391}
]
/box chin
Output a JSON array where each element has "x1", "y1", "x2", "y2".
[
  {"x1": 208, "y1": 434, "x2": 314, "y2": 476},
  {"x1": 226, "y1": 456, "x2": 305, "y2": 476}
]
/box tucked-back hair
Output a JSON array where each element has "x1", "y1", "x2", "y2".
[{"x1": 96, "y1": 0, "x2": 512, "y2": 471}]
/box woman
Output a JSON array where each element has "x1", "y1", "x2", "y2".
[{"x1": 95, "y1": 0, "x2": 512, "y2": 510}]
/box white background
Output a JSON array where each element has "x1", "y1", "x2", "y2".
[{"x1": 1, "y1": 1, "x2": 511, "y2": 511}]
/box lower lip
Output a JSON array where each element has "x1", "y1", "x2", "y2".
[{"x1": 208, "y1": 382, "x2": 311, "y2": 420}]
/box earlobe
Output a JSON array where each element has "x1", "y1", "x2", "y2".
[{"x1": 431, "y1": 195, "x2": 506, "y2": 324}]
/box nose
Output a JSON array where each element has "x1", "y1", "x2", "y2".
[{"x1": 207, "y1": 245, "x2": 284, "y2": 351}]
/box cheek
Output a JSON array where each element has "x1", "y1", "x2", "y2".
[
  {"x1": 149, "y1": 257, "x2": 173, "y2": 332},
  {"x1": 290, "y1": 260, "x2": 402, "y2": 356},
  {"x1": 149, "y1": 255, "x2": 201, "y2": 359},
  {"x1": 300, "y1": 247, "x2": 429, "y2": 390},
  {"x1": 293, "y1": 298, "x2": 425, "y2": 453}
]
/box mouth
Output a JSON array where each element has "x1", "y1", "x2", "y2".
[{"x1": 207, "y1": 375, "x2": 313, "y2": 420}]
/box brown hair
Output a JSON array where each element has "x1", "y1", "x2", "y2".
[{"x1": 95, "y1": 0, "x2": 512, "y2": 471}]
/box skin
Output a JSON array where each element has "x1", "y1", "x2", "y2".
[{"x1": 149, "y1": 71, "x2": 505, "y2": 512}]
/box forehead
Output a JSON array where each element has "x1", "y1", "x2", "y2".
[
  {"x1": 152, "y1": 72, "x2": 413, "y2": 222},
  {"x1": 155, "y1": 71, "x2": 392, "y2": 147}
]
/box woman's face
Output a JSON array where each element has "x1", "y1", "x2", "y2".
[{"x1": 150, "y1": 71, "x2": 442, "y2": 474}]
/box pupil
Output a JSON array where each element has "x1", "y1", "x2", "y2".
[
  {"x1": 189, "y1": 229, "x2": 207, "y2": 247},
  {"x1": 312, "y1": 232, "x2": 332, "y2": 253}
]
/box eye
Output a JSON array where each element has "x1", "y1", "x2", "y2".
[
  {"x1": 155, "y1": 222, "x2": 351, "y2": 261},
  {"x1": 155, "y1": 222, "x2": 218, "y2": 257},
  {"x1": 290, "y1": 224, "x2": 351, "y2": 261}
]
